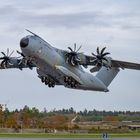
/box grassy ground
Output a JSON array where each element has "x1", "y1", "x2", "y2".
[{"x1": 0, "y1": 133, "x2": 140, "y2": 138}]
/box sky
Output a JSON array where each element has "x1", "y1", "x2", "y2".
[{"x1": 0, "y1": 0, "x2": 140, "y2": 112}]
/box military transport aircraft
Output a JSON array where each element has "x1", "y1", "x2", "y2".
[{"x1": 0, "y1": 30, "x2": 140, "y2": 92}]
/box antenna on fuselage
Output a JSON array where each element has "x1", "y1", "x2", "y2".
[
  {"x1": 26, "y1": 29, "x2": 41, "y2": 38},
  {"x1": 25, "y1": 29, "x2": 47, "y2": 43},
  {"x1": 25, "y1": 29, "x2": 52, "y2": 47}
]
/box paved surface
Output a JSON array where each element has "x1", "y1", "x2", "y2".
[{"x1": 0, "y1": 138, "x2": 140, "y2": 140}]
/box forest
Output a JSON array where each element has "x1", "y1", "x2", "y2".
[{"x1": 0, "y1": 105, "x2": 140, "y2": 130}]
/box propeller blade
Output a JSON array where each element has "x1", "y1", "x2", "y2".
[
  {"x1": 92, "y1": 53, "x2": 97, "y2": 57},
  {"x1": 97, "y1": 47, "x2": 100, "y2": 54},
  {"x1": 102, "y1": 57, "x2": 108, "y2": 62},
  {"x1": 101, "y1": 47, "x2": 106, "y2": 55},
  {"x1": 17, "y1": 50, "x2": 25, "y2": 57},
  {"x1": 1, "y1": 52, "x2": 6, "y2": 56},
  {"x1": 74, "y1": 43, "x2": 76, "y2": 52},
  {"x1": 5, "y1": 60, "x2": 8, "y2": 67},
  {"x1": 0, "y1": 57, "x2": 4, "y2": 60},
  {"x1": 75, "y1": 56, "x2": 81, "y2": 62},
  {"x1": 65, "y1": 57, "x2": 69, "y2": 64},
  {"x1": 9, "y1": 50, "x2": 14, "y2": 57},
  {"x1": 76, "y1": 45, "x2": 82, "y2": 53},
  {"x1": 68, "y1": 47, "x2": 73, "y2": 52},
  {"x1": 71, "y1": 56, "x2": 76, "y2": 66},
  {"x1": 102, "y1": 52, "x2": 110, "y2": 57},
  {"x1": 1, "y1": 60, "x2": 6, "y2": 67},
  {"x1": 7, "y1": 48, "x2": 9, "y2": 56}
]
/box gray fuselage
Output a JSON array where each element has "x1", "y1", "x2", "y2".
[{"x1": 20, "y1": 35, "x2": 108, "y2": 92}]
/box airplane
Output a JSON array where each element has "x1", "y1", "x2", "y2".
[{"x1": 0, "y1": 29, "x2": 140, "y2": 92}]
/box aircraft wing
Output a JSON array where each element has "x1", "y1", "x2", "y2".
[
  {"x1": 0, "y1": 64, "x2": 29, "y2": 70},
  {"x1": 0, "y1": 64, "x2": 23, "y2": 69},
  {"x1": 111, "y1": 60, "x2": 140, "y2": 70},
  {"x1": 0, "y1": 59, "x2": 36, "y2": 70}
]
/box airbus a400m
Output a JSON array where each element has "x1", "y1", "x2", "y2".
[{"x1": 0, "y1": 30, "x2": 140, "y2": 92}]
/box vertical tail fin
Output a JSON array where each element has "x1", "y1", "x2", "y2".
[{"x1": 96, "y1": 67, "x2": 120, "y2": 87}]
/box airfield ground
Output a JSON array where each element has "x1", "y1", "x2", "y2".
[
  {"x1": 0, "y1": 138, "x2": 140, "y2": 140},
  {"x1": 0, "y1": 133, "x2": 140, "y2": 138}
]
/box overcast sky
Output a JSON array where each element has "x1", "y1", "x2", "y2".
[{"x1": 0, "y1": 0, "x2": 140, "y2": 112}]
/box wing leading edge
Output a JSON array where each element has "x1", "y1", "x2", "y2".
[
  {"x1": 0, "y1": 59, "x2": 36, "y2": 70},
  {"x1": 111, "y1": 60, "x2": 140, "y2": 70}
]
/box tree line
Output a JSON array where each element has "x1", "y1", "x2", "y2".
[{"x1": 0, "y1": 105, "x2": 140, "y2": 129}]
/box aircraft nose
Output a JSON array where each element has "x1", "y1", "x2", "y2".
[{"x1": 20, "y1": 37, "x2": 29, "y2": 48}]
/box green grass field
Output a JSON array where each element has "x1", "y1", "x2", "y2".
[{"x1": 0, "y1": 133, "x2": 140, "y2": 138}]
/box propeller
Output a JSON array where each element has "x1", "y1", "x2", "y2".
[
  {"x1": 90, "y1": 47, "x2": 110, "y2": 72},
  {"x1": 16, "y1": 50, "x2": 25, "y2": 57},
  {"x1": 65, "y1": 43, "x2": 82, "y2": 66},
  {"x1": 17, "y1": 50, "x2": 33, "y2": 70},
  {"x1": 0, "y1": 48, "x2": 14, "y2": 67}
]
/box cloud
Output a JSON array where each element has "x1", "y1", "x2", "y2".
[
  {"x1": 0, "y1": 4, "x2": 17, "y2": 15},
  {"x1": 0, "y1": 0, "x2": 140, "y2": 33},
  {"x1": 17, "y1": 11, "x2": 112, "y2": 28},
  {"x1": 121, "y1": 25, "x2": 140, "y2": 30}
]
